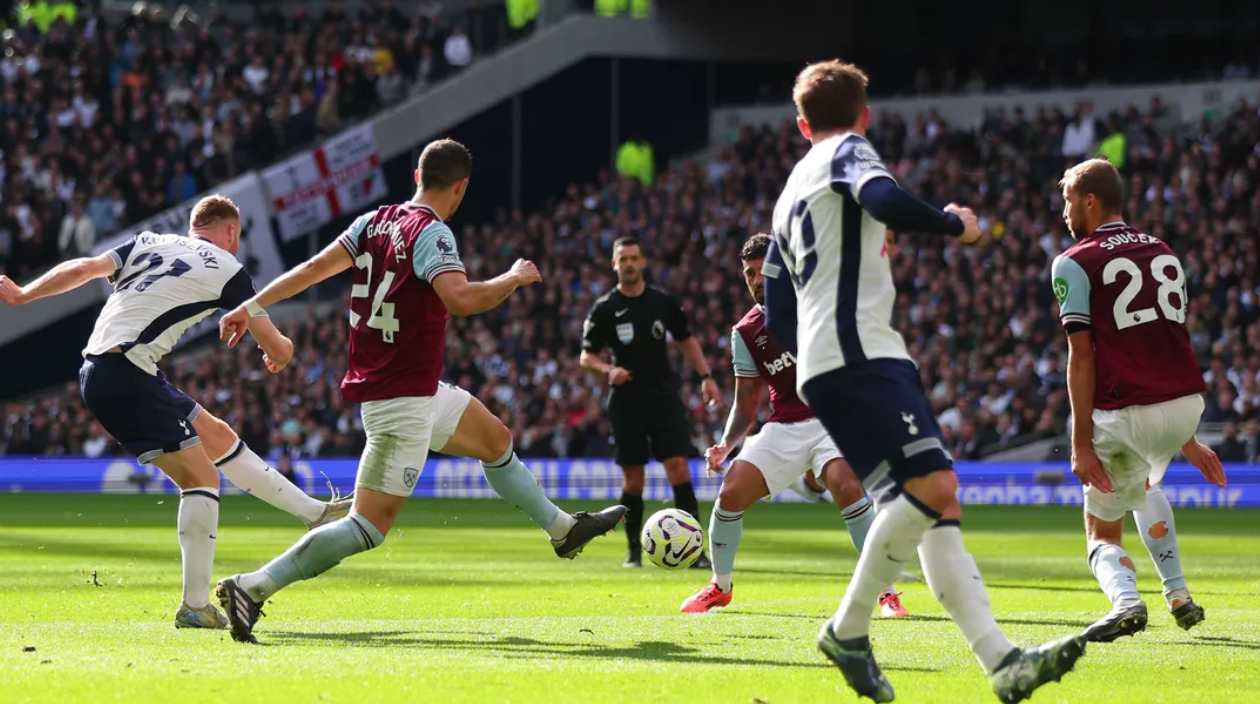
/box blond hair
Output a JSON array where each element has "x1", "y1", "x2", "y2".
[{"x1": 190, "y1": 195, "x2": 241, "y2": 229}]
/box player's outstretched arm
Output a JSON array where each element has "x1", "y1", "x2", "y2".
[
  {"x1": 431, "y1": 259, "x2": 540, "y2": 317},
  {"x1": 858, "y1": 179, "x2": 979, "y2": 242},
  {"x1": 706, "y1": 376, "x2": 763, "y2": 474},
  {"x1": 221, "y1": 241, "x2": 353, "y2": 348},
  {"x1": 246, "y1": 314, "x2": 295, "y2": 374},
  {"x1": 0, "y1": 254, "x2": 116, "y2": 306},
  {"x1": 1065, "y1": 329, "x2": 1112, "y2": 492}
]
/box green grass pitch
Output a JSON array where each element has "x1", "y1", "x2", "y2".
[{"x1": 1, "y1": 494, "x2": 1258, "y2": 704}]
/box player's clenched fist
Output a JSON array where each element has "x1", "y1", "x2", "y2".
[
  {"x1": 0, "y1": 275, "x2": 26, "y2": 306},
  {"x1": 220, "y1": 306, "x2": 252, "y2": 348},
  {"x1": 944, "y1": 203, "x2": 982, "y2": 244},
  {"x1": 510, "y1": 259, "x2": 542, "y2": 285}
]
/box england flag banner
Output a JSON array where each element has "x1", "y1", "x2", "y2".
[{"x1": 262, "y1": 124, "x2": 389, "y2": 241}]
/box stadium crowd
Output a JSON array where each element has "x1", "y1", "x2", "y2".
[
  {"x1": 0, "y1": 0, "x2": 518, "y2": 280},
  {"x1": 6, "y1": 85, "x2": 1260, "y2": 465}
]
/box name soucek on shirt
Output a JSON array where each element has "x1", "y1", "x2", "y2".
[{"x1": 582, "y1": 286, "x2": 693, "y2": 395}]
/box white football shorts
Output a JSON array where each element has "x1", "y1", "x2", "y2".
[
  {"x1": 356, "y1": 382, "x2": 473, "y2": 497},
  {"x1": 1087, "y1": 393, "x2": 1205, "y2": 522},
  {"x1": 735, "y1": 417, "x2": 843, "y2": 497}
]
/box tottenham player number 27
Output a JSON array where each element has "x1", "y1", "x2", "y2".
[
  {"x1": 117, "y1": 253, "x2": 193, "y2": 292},
  {"x1": 1103, "y1": 255, "x2": 1187, "y2": 330},
  {"x1": 349, "y1": 252, "x2": 401, "y2": 343}
]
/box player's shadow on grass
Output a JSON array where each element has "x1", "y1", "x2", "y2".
[
  {"x1": 0, "y1": 534, "x2": 178, "y2": 562},
  {"x1": 267, "y1": 630, "x2": 939, "y2": 672},
  {"x1": 907, "y1": 614, "x2": 1093, "y2": 629},
  {"x1": 1184, "y1": 636, "x2": 1260, "y2": 651},
  {"x1": 729, "y1": 611, "x2": 1092, "y2": 630},
  {"x1": 984, "y1": 582, "x2": 1102, "y2": 594},
  {"x1": 984, "y1": 582, "x2": 1234, "y2": 597},
  {"x1": 736, "y1": 567, "x2": 854, "y2": 580}
]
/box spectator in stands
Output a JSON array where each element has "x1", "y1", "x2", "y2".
[
  {"x1": 376, "y1": 63, "x2": 406, "y2": 107},
  {"x1": 1062, "y1": 102, "x2": 1097, "y2": 158},
  {"x1": 444, "y1": 23, "x2": 473, "y2": 72},
  {"x1": 276, "y1": 453, "x2": 298, "y2": 486},
  {"x1": 82, "y1": 422, "x2": 112, "y2": 459},
  {"x1": 167, "y1": 162, "x2": 199, "y2": 206},
  {"x1": 6, "y1": 51, "x2": 1260, "y2": 462},
  {"x1": 1204, "y1": 387, "x2": 1241, "y2": 424},
  {"x1": 0, "y1": 0, "x2": 520, "y2": 286},
  {"x1": 1215, "y1": 420, "x2": 1247, "y2": 462},
  {"x1": 57, "y1": 200, "x2": 94, "y2": 259},
  {"x1": 86, "y1": 181, "x2": 118, "y2": 235}
]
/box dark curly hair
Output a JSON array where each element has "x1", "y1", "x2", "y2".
[{"x1": 741, "y1": 233, "x2": 772, "y2": 261}]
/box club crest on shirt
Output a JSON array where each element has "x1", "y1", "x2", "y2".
[
  {"x1": 1053, "y1": 277, "x2": 1069, "y2": 306},
  {"x1": 651, "y1": 320, "x2": 665, "y2": 340},
  {"x1": 616, "y1": 323, "x2": 634, "y2": 344}
]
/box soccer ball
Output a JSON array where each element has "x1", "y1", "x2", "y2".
[{"x1": 641, "y1": 508, "x2": 704, "y2": 569}]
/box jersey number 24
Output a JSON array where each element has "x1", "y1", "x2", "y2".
[
  {"x1": 350, "y1": 252, "x2": 401, "y2": 343},
  {"x1": 1103, "y1": 255, "x2": 1186, "y2": 330}
]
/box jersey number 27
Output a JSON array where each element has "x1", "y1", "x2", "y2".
[
  {"x1": 1103, "y1": 255, "x2": 1186, "y2": 330},
  {"x1": 350, "y1": 252, "x2": 401, "y2": 343}
]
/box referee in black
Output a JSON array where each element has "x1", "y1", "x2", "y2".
[{"x1": 581, "y1": 237, "x2": 721, "y2": 568}]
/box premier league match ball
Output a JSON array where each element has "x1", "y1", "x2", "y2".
[{"x1": 641, "y1": 508, "x2": 705, "y2": 569}]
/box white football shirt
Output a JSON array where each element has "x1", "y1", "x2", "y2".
[
  {"x1": 83, "y1": 232, "x2": 257, "y2": 375},
  {"x1": 769, "y1": 132, "x2": 910, "y2": 391}
]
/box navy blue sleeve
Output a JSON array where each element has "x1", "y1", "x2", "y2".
[
  {"x1": 104, "y1": 236, "x2": 138, "y2": 284},
  {"x1": 761, "y1": 238, "x2": 799, "y2": 355},
  {"x1": 829, "y1": 135, "x2": 896, "y2": 199},
  {"x1": 858, "y1": 178, "x2": 965, "y2": 237},
  {"x1": 218, "y1": 267, "x2": 259, "y2": 310}
]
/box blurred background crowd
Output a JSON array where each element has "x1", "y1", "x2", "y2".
[
  {"x1": 1, "y1": 0, "x2": 525, "y2": 280},
  {"x1": 4, "y1": 1, "x2": 1260, "y2": 467}
]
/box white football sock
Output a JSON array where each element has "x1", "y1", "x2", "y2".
[
  {"x1": 238, "y1": 571, "x2": 281, "y2": 603},
  {"x1": 546, "y1": 512, "x2": 578, "y2": 541},
  {"x1": 1133, "y1": 485, "x2": 1189, "y2": 602},
  {"x1": 178, "y1": 487, "x2": 220, "y2": 609},
  {"x1": 831, "y1": 494, "x2": 935, "y2": 640},
  {"x1": 1088, "y1": 541, "x2": 1143, "y2": 608},
  {"x1": 214, "y1": 440, "x2": 325, "y2": 524},
  {"x1": 919, "y1": 522, "x2": 1016, "y2": 674}
]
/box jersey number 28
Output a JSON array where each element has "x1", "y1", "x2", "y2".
[
  {"x1": 350, "y1": 252, "x2": 401, "y2": 343},
  {"x1": 1103, "y1": 255, "x2": 1186, "y2": 330}
]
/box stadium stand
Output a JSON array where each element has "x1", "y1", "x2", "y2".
[
  {"x1": 0, "y1": 0, "x2": 520, "y2": 280},
  {"x1": 5, "y1": 85, "x2": 1260, "y2": 463}
]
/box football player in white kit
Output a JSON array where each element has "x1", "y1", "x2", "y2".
[
  {"x1": 681, "y1": 234, "x2": 907, "y2": 617},
  {"x1": 760, "y1": 60, "x2": 1086, "y2": 703},
  {"x1": 0, "y1": 196, "x2": 351, "y2": 629}
]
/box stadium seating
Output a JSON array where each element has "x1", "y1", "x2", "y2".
[
  {"x1": 5, "y1": 88, "x2": 1260, "y2": 464},
  {"x1": 0, "y1": 0, "x2": 517, "y2": 280}
]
